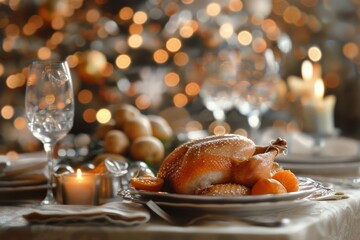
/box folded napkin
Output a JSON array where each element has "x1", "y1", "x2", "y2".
[
  {"x1": 0, "y1": 152, "x2": 47, "y2": 187},
  {"x1": 23, "y1": 201, "x2": 151, "y2": 226}
]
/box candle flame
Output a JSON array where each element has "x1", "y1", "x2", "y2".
[
  {"x1": 314, "y1": 78, "x2": 324, "y2": 99},
  {"x1": 76, "y1": 169, "x2": 82, "y2": 179},
  {"x1": 301, "y1": 60, "x2": 313, "y2": 82}
]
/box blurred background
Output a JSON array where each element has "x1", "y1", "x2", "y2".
[{"x1": 0, "y1": 0, "x2": 360, "y2": 154}]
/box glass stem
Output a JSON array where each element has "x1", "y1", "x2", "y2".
[
  {"x1": 43, "y1": 142, "x2": 57, "y2": 205},
  {"x1": 213, "y1": 109, "x2": 225, "y2": 122},
  {"x1": 248, "y1": 112, "x2": 261, "y2": 141}
]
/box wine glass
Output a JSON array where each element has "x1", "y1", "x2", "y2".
[
  {"x1": 199, "y1": 49, "x2": 237, "y2": 126},
  {"x1": 25, "y1": 60, "x2": 74, "y2": 205},
  {"x1": 234, "y1": 49, "x2": 279, "y2": 141}
]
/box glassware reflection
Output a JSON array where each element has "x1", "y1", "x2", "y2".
[
  {"x1": 234, "y1": 48, "x2": 279, "y2": 140},
  {"x1": 199, "y1": 49, "x2": 238, "y2": 130}
]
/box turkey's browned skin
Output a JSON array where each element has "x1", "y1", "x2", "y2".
[
  {"x1": 233, "y1": 138, "x2": 288, "y2": 187},
  {"x1": 157, "y1": 134, "x2": 287, "y2": 195},
  {"x1": 198, "y1": 183, "x2": 250, "y2": 196}
]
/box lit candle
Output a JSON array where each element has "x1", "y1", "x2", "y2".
[
  {"x1": 287, "y1": 60, "x2": 315, "y2": 100},
  {"x1": 61, "y1": 169, "x2": 100, "y2": 205},
  {"x1": 301, "y1": 60, "x2": 314, "y2": 82},
  {"x1": 302, "y1": 78, "x2": 336, "y2": 134}
]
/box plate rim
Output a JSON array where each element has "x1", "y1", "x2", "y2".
[{"x1": 121, "y1": 177, "x2": 321, "y2": 204}]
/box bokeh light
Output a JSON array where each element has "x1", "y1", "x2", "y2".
[{"x1": 96, "y1": 108, "x2": 112, "y2": 124}]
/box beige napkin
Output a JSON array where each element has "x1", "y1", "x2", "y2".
[
  {"x1": 23, "y1": 201, "x2": 151, "y2": 226},
  {"x1": 0, "y1": 152, "x2": 47, "y2": 187}
]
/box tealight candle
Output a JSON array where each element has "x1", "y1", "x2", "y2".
[
  {"x1": 301, "y1": 78, "x2": 336, "y2": 134},
  {"x1": 61, "y1": 169, "x2": 100, "y2": 205}
]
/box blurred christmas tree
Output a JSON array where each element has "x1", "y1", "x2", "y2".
[{"x1": 0, "y1": 0, "x2": 359, "y2": 154}]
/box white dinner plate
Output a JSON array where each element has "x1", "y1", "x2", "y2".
[
  {"x1": 276, "y1": 136, "x2": 360, "y2": 164},
  {"x1": 133, "y1": 197, "x2": 312, "y2": 216},
  {"x1": 0, "y1": 184, "x2": 47, "y2": 193},
  {"x1": 0, "y1": 178, "x2": 46, "y2": 187},
  {"x1": 277, "y1": 154, "x2": 360, "y2": 164},
  {"x1": 122, "y1": 177, "x2": 318, "y2": 204},
  {"x1": 280, "y1": 161, "x2": 360, "y2": 175},
  {"x1": 121, "y1": 177, "x2": 331, "y2": 216}
]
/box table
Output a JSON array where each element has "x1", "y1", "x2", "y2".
[{"x1": 1, "y1": 184, "x2": 360, "y2": 240}]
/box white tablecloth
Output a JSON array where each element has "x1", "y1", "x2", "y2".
[{"x1": 1, "y1": 185, "x2": 360, "y2": 240}]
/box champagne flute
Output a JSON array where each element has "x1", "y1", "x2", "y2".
[
  {"x1": 199, "y1": 49, "x2": 237, "y2": 124},
  {"x1": 25, "y1": 60, "x2": 74, "y2": 205},
  {"x1": 234, "y1": 49, "x2": 279, "y2": 141}
]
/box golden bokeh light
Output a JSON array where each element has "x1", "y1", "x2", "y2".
[
  {"x1": 66, "y1": 54, "x2": 79, "y2": 68},
  {"x1": 308, "y1": 46, "x2": 322, "y2": 62},
  {"x1": 78, "y1": 89, "x2": 93, "y2": 104},
  {"x1": 252, "y1": 37, "x2": 267, "y2": 53},
  {"x1": 57, "y1": 101, "x2": 65, "y2": 109},
  {"x1": 96, "y1": 108, "x2": 112, "y2": 124},
  {"x1": 233, "y1": 128, "x2": 248, "y2": 137},
  {"x1": 6, "y1": 73, "x2": 26, "y2": 89},
  {"x1": 237, "y1": 30, "x2": 252, "y2": 46},
  {"x1": 119, "y1": 7, "x2": 134, "y2": 21},
  {"x1": 228, "y1": 0, "x2": 243, "y2": 12},
  {"x1": 129, "y1": 23, "x2": 143, "y2": 34},
  {"x1": 185, "y1": 120, "x2": 203, "y2": 132},
  {"x1": 185, "y1": 82, "x2": 200, "y2": 96},
  {"x1": 37, "y1": 47, "x2": 51, "y2": 59},
  {"x1": 153, "y1": 49, "x2": 169, "y2": 64},
  {"x1": 206, "y1": 3, "x2": 221, "y2": 17},
  {"x1": 324, "y1": 71, "x2": 340, "y2": 89},
  {"x1": 164, "y1": 2, "x2": 180, "y2": 16},
  {"x1": 0, "y1": 64, "x2": 4, "y2": 76},
  {"x1": 1, "y1": 105, "x2": 14, "y2": 119},
  {"x1": 5, "y1": 23, "x2": 20, "y2": 37},
  {"x1": 116, "y1": 54, "x2": 131, "y2": 69},
  {"x1": 173, "y1": 52, "x2": 189, "y2": 66},
  {"x1": 213, "y1": 125, "x2": 227, "y2": 135},
  {"x1": 83, "y1": 108, "x2": 97, "y2": 123},
  {"x1": 179, "y1": 25, "x2": 194, "y2": 38},
  {"x1": 128, "y1": 34, "x2": 143, "y2": 48},
  {"x1": 50, "y1": 32, "x2": 65, "y2": 46},
  {"x1": 3, "y1": 38, "x2": 14, "y2": 52},
  {"x1": 219, "y1": 23, "x2": 234, "y2": 39},
  {"x1": 84, "y1": 50, "x2": 107, "y2": 74},
  {"x1": 135, "y1": 94, "x2": 151, "y2": 110},
  {"x1": 86, "y1": 9, "x2": 101, "y2": 23},
  {"x1": 164, "y1": 72, "x2": 180, "y2": 87},
  {"x1": 133, "y1": 11, "x2": 148, "y2": 24},
  {"x1": 262, "y1": 19, "x2": 277, "y2": 34},
  {"x1": 173, "y1": 93, "x2": 188, "y2": 108},
  {"x1": 102, "y1": 63, "x2": 114, "y2": 77},
  {"x1": 166, "y1": 38, "x2": 181, "y2": 52},
  {"x1": 283, "y1": 6, "x2": 302, "y2": 24},
  {"x1": 45, "y1": 94, "x2": 56, "y2": 105},
  {"x1": 343, "y1": 42, "x2": 359, "y2": 59},
  {"x1": 51, "y1": 16, "x2": 65, "y2": 30},
  {"x1": 23, "y1": 22, "x2": 37, "y2": 35},
  {"x1": 209, "y1": 121, "x2": 231, "y2": 134},
  {"x1": 14, "y1": 117, "x2": 26, "y2": 130},
  {"x1": 28, "y1": 15, "x2": 44, "y2": 29}
]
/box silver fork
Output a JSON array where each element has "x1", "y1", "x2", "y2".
[{"x1": 145, "y1": 200, "x2": 290, "y2": 227}]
